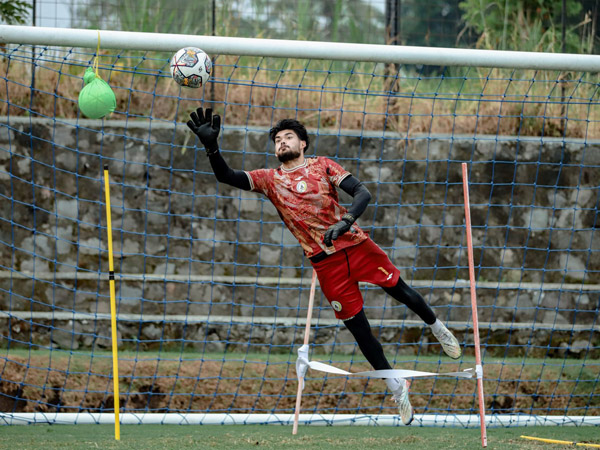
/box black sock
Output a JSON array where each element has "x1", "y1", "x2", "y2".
[
  {"x1": 343, "y1": 309, "x2": 391, "y2": 370},
  {"x1": 383, "y1": 277, "x2": 436, "y2": 325}
]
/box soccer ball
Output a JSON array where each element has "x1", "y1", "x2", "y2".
[{"x1": 170, "y1": 47, "x2": 212, "y2": 88}]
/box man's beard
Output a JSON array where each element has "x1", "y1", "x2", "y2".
[{"x1": 277, "y1": 147, "x2": 302, "y2": 163}]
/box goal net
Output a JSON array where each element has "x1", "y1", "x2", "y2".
[{"x1": 0, "y1": 26, "x2": 598, "y2": 427}]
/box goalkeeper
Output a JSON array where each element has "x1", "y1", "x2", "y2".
[{"x1": 187, "y1": 108, "x2": 462, "y2": 426}]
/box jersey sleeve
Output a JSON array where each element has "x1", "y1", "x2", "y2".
[
  {"x1": 246, "y1": 168, "x2": 272, "y2": 195},
  {"x1": 323, "y1": 157, "x2": 351, "y2": 186}
]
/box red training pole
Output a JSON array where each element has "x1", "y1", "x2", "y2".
[
  {"x1": 292, "y1": 269, "x2": 318, "y2": 435},
  {"x1": 462, "y1": 163, "x2": 488, "y2": 448}
]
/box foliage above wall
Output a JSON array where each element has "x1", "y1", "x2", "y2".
[{"x1": 459, "y1": 0, "x2": 598, "y2": 53}]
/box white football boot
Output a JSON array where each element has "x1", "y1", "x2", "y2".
[
  {"x1": 431, "y1": 319, "x2": 462, "y2": 360},
  {"x1": 390, "y1": 378, "x2": 414, "y2": 426}
]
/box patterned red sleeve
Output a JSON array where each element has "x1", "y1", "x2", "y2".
[
  {"x1": 246, "y1": 169, "x2": 272, "y2": 195},
  {"x1": 323, "y1": 158, "x2": 351, "y2": 186}
]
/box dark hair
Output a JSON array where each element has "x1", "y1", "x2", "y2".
[{"x1": 269, "y1": 119, "x2": 310, "y2": 152}]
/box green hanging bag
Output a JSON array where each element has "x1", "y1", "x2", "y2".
[{"x1": 78, "y1": 66, "x2": 116, "y2": 119}]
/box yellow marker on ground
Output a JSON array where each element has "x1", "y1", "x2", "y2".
[{"x1": 521, "y1": 435, "x2": 600, "y2": 448}]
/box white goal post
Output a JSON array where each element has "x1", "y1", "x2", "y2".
[{"x1": 1, "y1": 25, "x2": 600, "y2": 71}]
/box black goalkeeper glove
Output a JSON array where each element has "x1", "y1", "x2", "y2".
[
  {"x1": 323, "y1": 213, "x2": 355, "y2": 247},
  {"x1": 186, "y1": 107, "x2": 221, "y2": 155}
]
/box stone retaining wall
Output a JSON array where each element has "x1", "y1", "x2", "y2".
[{"x1": 1, "y1": 118, "x2": 598, "y2": 354}]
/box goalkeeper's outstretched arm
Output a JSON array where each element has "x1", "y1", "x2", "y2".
[
  {"x1": 186, "y1": 107, "x2": 251, "y2": 191},
  {"x1": 207, "y1": 151, "x2": 251, "y2": 190}
]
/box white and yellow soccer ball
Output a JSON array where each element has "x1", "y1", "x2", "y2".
[{"x1": 170, "y1": 47, "x2": 212, "y2": 88}]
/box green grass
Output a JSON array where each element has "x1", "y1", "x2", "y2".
[{"x1": 0, "y1": 424, "x2": 598, "y2": 450}]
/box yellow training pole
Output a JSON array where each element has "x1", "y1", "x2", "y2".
[
  {"x1": 521, "y1": 436, "x2": 600, "y2": 448},
  {"x1": 103, "y1": 164, "x2": 121, "y2": 441}
]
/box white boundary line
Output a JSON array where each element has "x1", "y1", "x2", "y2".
[{"x1": 1, "y1": 413, "x2": 598, "y2": 427}]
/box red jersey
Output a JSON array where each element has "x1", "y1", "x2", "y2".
[{"x1": 246, "y1": 157, "x2": 368, "y2": 258}]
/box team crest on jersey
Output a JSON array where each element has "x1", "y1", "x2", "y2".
[
  {"x1": 296, "y1": 181, "x2": 307, "y2": 193},
  {"x1": 331, "y1": 301, "x2": 342, "y2": 312}
]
